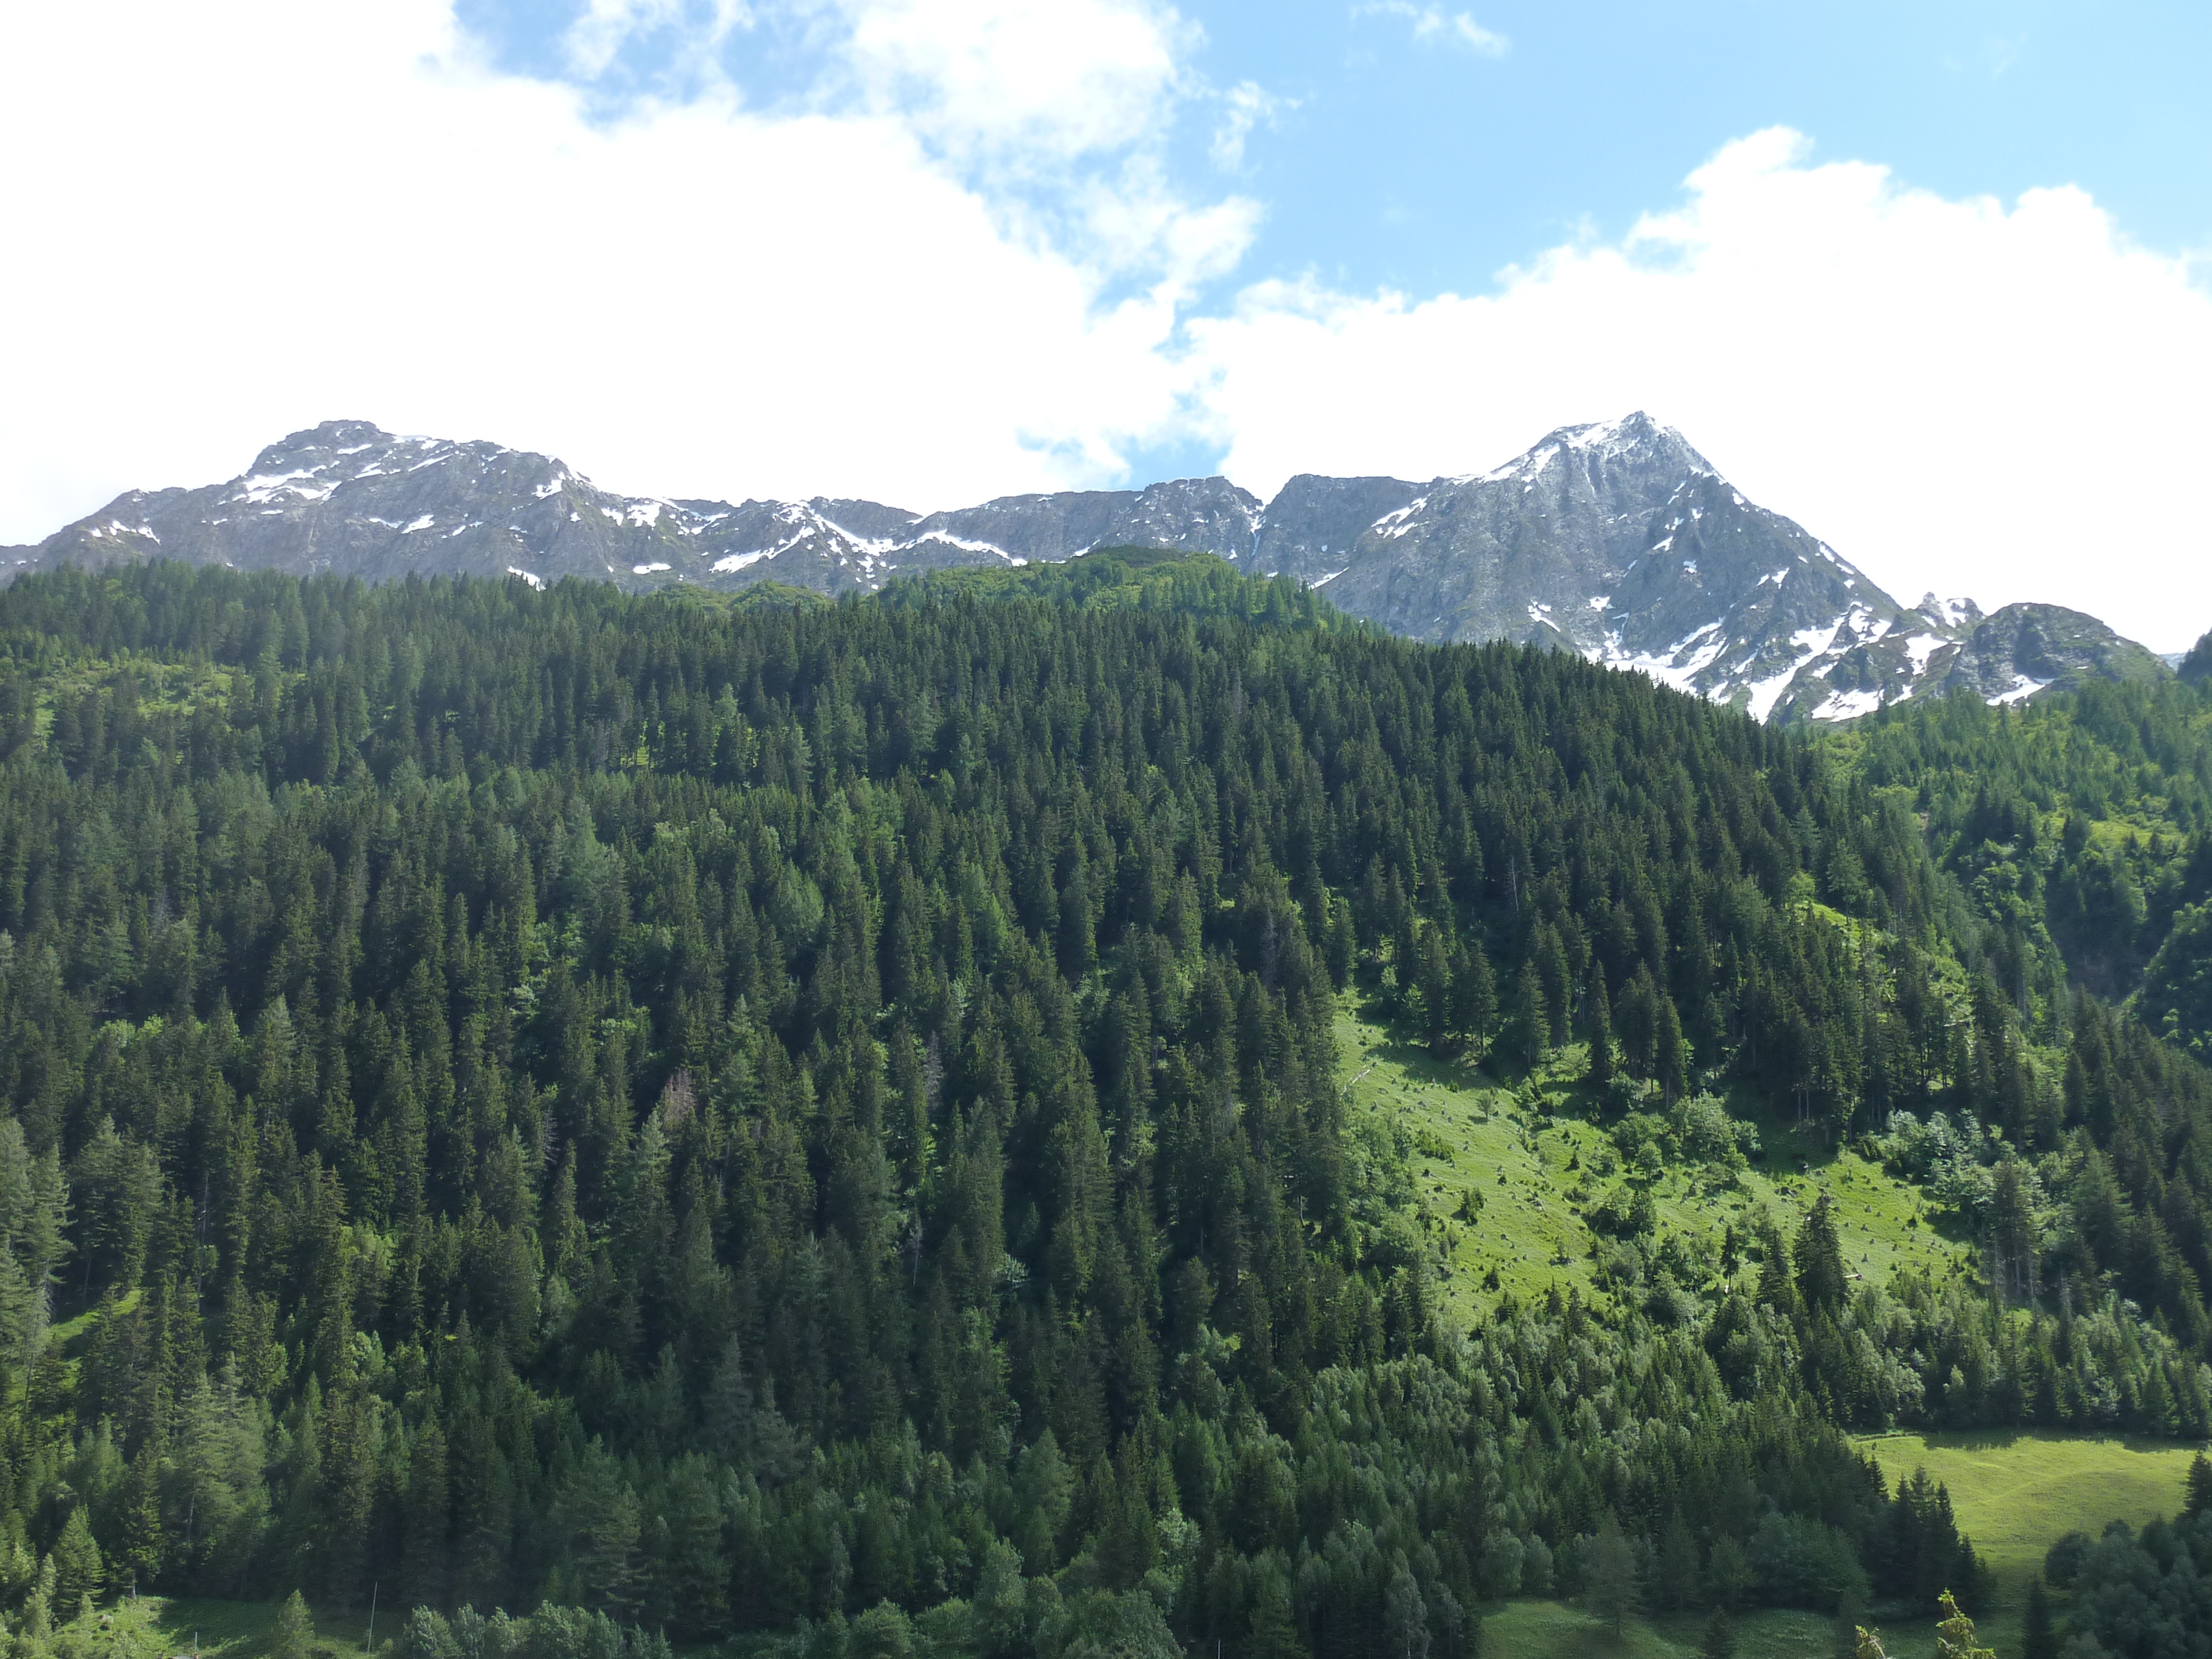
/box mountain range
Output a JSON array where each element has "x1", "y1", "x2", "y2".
[{"x1": 6, "y1": 412, "x2": 2168, "y2": 723}]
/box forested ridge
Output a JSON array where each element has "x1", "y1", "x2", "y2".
[
  {"x1": 0, "y1": 560, "x2": 2207, "y2": 1658},
  {"x1": 1829, "y1": 674, "x2": 2212, "y2": 1050}
]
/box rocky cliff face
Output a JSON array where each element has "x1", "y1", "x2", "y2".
[
  {"x1": 2, "y1": 421, "x2": 1264, "y2": 598},
  {"x1": 1233, "y1": 415, "x2": 2167, "y2": 722},
  {"x1": 6, "y1": 415, "x2": 2167, "y2": 722}
]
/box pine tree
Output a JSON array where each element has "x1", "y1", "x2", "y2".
[
  {"x1": 1654, "y1": 990, "x2": 1689, "y2": 1102},
  {"x1": 1586, "y1": 966, "x2": 1614, "y2": 1090},
  {"x1": 1384, "y1": 1563, "x2": 1430, "y2": 1659},
  {"x1": 51, "y1": 1506, "x2": 103, "y2": 1615},
  {"x1": 272, "y1": 1590, "x2": 315, "y2": 1659},
  {"x1": 1415, "y1": 928, "x2": 1453, "y2": 1056},
  {"x1": 1514, "y1": 960, "x2": 1550, "y2": 1067},
  {"x1": 1795, "y1": 1194, "x2": 1848, "y2": 1315},
  {"x1": 1700, "y1": 1607, "x2": 1734, "y2": 1659},
  {"x1": 2187, "y1": 1451, "x2": 2212, "y2": 1518},
  {"x1": 1657, "y1": 1516, "x2": 1699, "y2": 1611},
  {"x1": 1586, "y1": 1515, "x2": 1638, "y2": 1636},
  {"x1": 2022, "y1": 1572, "x2": 2057, "y2": 1659},
  {"x1": 1449, "y1": 942, "x2": 1498, "y2": 1059},
  {"x1": 400, "y1": 1421, "x2": 451, "y2": 1609},
  {"x1": 118, "y1": 1440, "x2": 164, "y2": 1592}
]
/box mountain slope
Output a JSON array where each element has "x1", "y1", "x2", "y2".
[
  {"x1": 2, "y1": 420, "x2": 1263, "y2": 597},
  {"x1": 1241, "y1": 414, "x2": 2173, "y2": 724},
  {"x1": 6, "y1": 414, "x2": 2167, "y2": 722}
]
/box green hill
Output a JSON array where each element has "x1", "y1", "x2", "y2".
[
  {"x1": 1822, "y1": 677, "x2": 2212, "y2": 1048},
  {"x1": 874, "y1": 542, "x2": 1356, "y2": 630},
  {"x1": 2, "y1": 561, "x2": 2211, "y2": 1659}
]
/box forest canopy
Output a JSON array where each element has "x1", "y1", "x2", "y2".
[{"x1": 0, "y1": 560, "x2": 2206, "y2": 1657}]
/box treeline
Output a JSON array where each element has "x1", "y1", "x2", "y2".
[
  {"x1": 2035, "y1": 1456, "x2": 2212, "y2": 1657},
  {"x1": 1839, "y1": 675, "x2": 2212, "y2": 1048},
  {"x1": 0, "y1": 560, "x2": 2190, "y2": 1652},
  {"x1": 876, "y1": 545, "x2": 1353, "y2": 634}
]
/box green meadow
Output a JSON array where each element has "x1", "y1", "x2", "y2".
[
  {"x1": 1338, "y1": 999, "x2": 2208, "y2": 1655},
  {"x1": 1333, "y1": 1003, "x2": 1977, "y2": 1321}
]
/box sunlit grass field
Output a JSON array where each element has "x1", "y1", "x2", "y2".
[{"x1": 1332, "y1": 1002, "x2": 1976, "y2": 1322}]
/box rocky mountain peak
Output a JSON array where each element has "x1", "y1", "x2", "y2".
[
  {"x1": 1472, "y1": 410, "x2": 1712, "y2": 486},
  {"x1": 4, "y1": 414, "x2": 2168, "y2": 723}
]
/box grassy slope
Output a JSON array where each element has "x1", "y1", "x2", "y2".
[
  {"x1": 67, "y1": 1595, "x2": 377, "y2": 1659},
  {"x1": 1334, "y1": 1003, "x2": 1975, "y2": 1323},
  {"x1": 1482, "y1": 1601, "x2": 1835, "y2": 1657},
  {"x1": 1339, "y1": 994, "x2": 2207, "y2": 1654},
  {"x1": 1858, "y1": 1430, "x2": 2204, "y2": 1657}
]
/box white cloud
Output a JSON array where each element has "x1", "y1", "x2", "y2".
[
  {"x1": 1211, "y1": 81, "x2": 1290, "y2": 172},
  {"x1": 563, "y1": 0, "x2": 753, "y2": 79},
  {"x1": 0, "y1": 0, "x2": 1237, "y2": 536},
  {"x1": 4, "y1": 2, "x2": 2207, "y2": 656},
  {"x1": 828, "y1": 0, "x2": 1201, "y2": 170},
  {"x1": 1185, "y1": 129, "x2": 2212, "y2": 651},
  {"x1": 1355, "y1": 2, "x2": 1508, "y2": 56}
]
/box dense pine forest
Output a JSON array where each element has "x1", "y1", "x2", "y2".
[{"x1": 2, "y1": 557, "x2": 2211, "y2": 1658}]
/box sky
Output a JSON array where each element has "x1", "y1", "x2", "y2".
[{"x1": 2, "y1": 1, "x2": 2209, "y2": 646}]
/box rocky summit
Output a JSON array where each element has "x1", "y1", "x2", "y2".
[{"x1": 5, "y1": 412, "x2": 2165, "y2": 722}]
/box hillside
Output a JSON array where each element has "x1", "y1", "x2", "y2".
[
  {"x1": 1, "y1": 561, "x2": 2210, "y2": 1659},
  {"x1": 1822, "y1": 674, "x2": 2212, "y2": 1053}
]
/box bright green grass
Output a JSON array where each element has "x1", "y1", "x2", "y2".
[
  {"x1": 1481, "y1": 1600, "x2": 1834, "y2": 1656},
  {"x1": 1857, "y1": 1430, "x2": 2205, "y2": 1656},
  {"x1": 28, "y1": 1595, "x2": 370, "y2": 1659},
  {"x1": 145, "y1": 1595, "x2": 384, "y2": 1659},
  {"x1": 1333, "y1": 1003, "x2": 1975, "y2": 1321},
  {"x1": 1469, "y1": 1432, "x2": 2194, "y2": 1656}
]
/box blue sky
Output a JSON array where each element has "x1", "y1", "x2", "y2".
[
  {"x1": 3, "y1": 0, "x2": 2210, "y2": 642},
  {"x1": 454, "y1": 0, "x2": 2212, "y2": 296}
]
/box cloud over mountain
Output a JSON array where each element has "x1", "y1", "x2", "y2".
[{"x1": 3, "y1": 13, "x2": 2208, "y2": 647}]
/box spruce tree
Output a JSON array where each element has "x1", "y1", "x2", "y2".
[
  {"x1": 51, "y1": 1507, "x2": 102, "y2": 1616},
  {"x1": 1586, "y1": 1515, "x2": 1638, "y2": 1636},
  {"x1": 1415, "y1": 928, "x2": 1453, "y2": 1056},
  {"x1": 1654, "y1": 991, "x2": 1689, "y2": 1102},
  {"x1": 2022, "y1": 1572, "x2": 2057, "y2": 1659},
  {"x1": 1450, "y1": 941, "x2": 1498, "y2": 1059},
  {"x1": 2187, "y1": 1451, "x2": 2212, "y2": 1518},
  {"x1": 272, "y1": 1591, "x2": 315, "y2": 1659},
  {"x1": 118, "y1": 1441, "x2": 163, "y2": 1593},
  {"x1": 1586, "y1": 966, "x2": 1614, "y2": 1091},
  {"x1": 1514, "y1": 960, "x2": 1550, "y2": 1067},
  {"x1": 1832, "y1": 1580, "x2": 1871, "y2": 1659},
  {"x1": 1657, "y1": 1517, "x2": 1699, "y2": 1612},
  {"x1": 1795, "y1": 1193, "x2": 1848, "y2": 1315},
  {"x1": 14, "y1": 555, "x2": 2212, "y2": 1657}
]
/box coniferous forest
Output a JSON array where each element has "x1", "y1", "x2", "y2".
[{"x1": 3, "y1": 556, "x2": 2212, "y2": 1658}]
